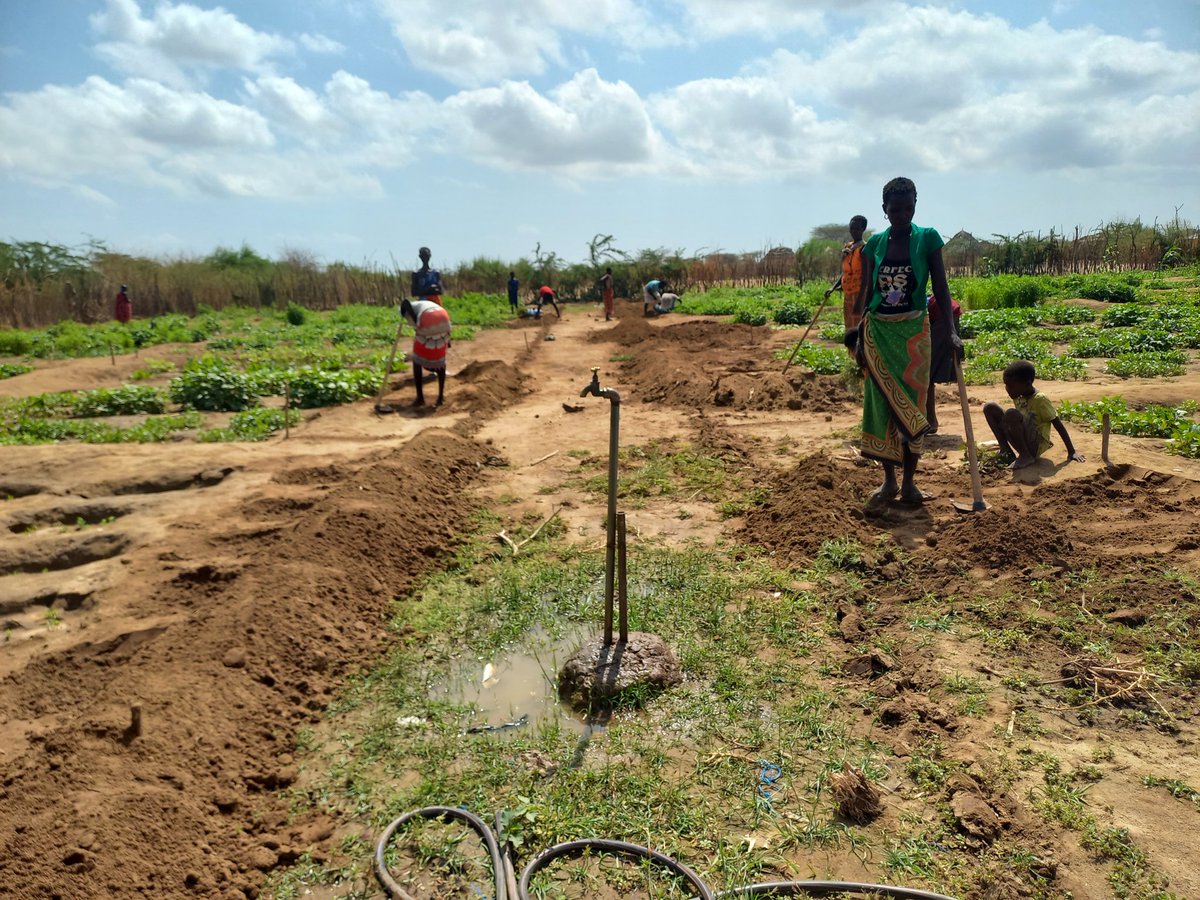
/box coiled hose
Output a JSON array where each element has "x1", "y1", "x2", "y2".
[{"x1": 374, "y1": 806, "x2": 958, "y2": 900}]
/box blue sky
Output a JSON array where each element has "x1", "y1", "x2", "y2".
[{"x1": 1, "y1": 0, "x2": 1198, "y2": 268}]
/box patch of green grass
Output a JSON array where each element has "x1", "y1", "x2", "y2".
[
  {"x1": 575, "y1": 439, "x2": 736, "y2": 506},
  {"x1": 1141, "y1": 774, "x2": 1200, "y2": 810},
  {"x1": 773, "y1": 341, "x2": 845, "y2": 374}
]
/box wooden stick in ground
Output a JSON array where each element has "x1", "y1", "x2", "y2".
[
  {"x1": 1101, "y1": 412, "x2": 1111, "y2": 466},
  {"x1": 373, "y1": 314, "x2": 407, "y2": 410},
  {"x1": 781, "y1": 292, "x2": 832, "y2": 374},
  {"x1": 953, "y1": 356, "x2": 987, "y2": 512}
]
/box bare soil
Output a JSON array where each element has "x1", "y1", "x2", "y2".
[{"x1": 2, "y1": 299, "x2": 1199, "y2": 898}]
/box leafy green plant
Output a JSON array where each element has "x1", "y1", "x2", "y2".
[
  {"x1": 773, "y1": 299, "x2": 812, "y2": 326},
  {"x1": 169, "y1": 356, "x2": 258, "y2": 411},
  {"x1": 0, "y1": 412, "x2": 203, "y2": 445},
  {"x1": 1038, "y1": 304, "x2": 1096, "y2": 325},
  {"x1": 286, "y1": 367, "x2": 379, "y2": 408},
  {"x1": 1067, "y1": 328, "x2": 1175, "y2": 357},
  {"x1": 1077, "y1": 277, "x2": 1139, "y2": 303},
  {"x1": 958, "y1": 308, "x2": 1041, "y2": 338},
  {"x1": 1058, "y1": 397, "x2": 1200, "y2": 458},
  {"x1": 198, "y1": 407, "x2": 302, "y2": 442},
  {"x1": 732, "y1": 304, "x2": 769, "y2": 326},
  {"x1": 776, "y1": 342, "x2": 845, "y2": 374},
  {"x1": 1105, "y1": 350, "x2": 1188, "y2": 378},
  {"x1": 71, "y1": 385, "x2": 167, "y2": 416},
  {"x1": 0, "y1": 363, "x2": 33, "y2": 378}
]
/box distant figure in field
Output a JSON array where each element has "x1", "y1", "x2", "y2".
[
  {"x1": 535, "y1": 285, "x2": 561, "y2": 317},
  {"x1": 983, "y1": 360, "x2": 1084, "y2": 469},
  {"x1": 507, "y1": 271, "x2": 520, "y2": 314},
  {"x1": 642, "y1": 278, "x2": 668, "y2": 315},
  {"x1": 599, "y1": 267, "x2": 614, "y2": 320},
  {"x1": 114, "y1": 284, "x2": 132, "y2": 323},
  {"x1": 925, "y1": 292, "x2": 963, "y2": 433},
  {"x1": 400, "y1": 298, "x2": 451, "y2": 407},
  {"x1": 828, "y1": 216, "x2": 867, "y2": 334},
  {"x1": 411, "y1": 247, "x2": 443, "y2": 305}
]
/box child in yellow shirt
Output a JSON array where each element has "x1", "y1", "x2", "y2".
[{"x1": 983, "y1": 360, "x2": 1085, "y2": 469}]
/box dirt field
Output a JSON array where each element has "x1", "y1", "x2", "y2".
[{"x1": 2, "y1": 302, "x2": 1199, "y2": 899}]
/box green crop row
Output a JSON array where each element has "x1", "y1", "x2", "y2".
[
  {"x1": 0, "y1": 412, "x2": 204, "y2": 446},
  {"x1": 1058, "y1": 396, "x2": 1200, "y2": 458}
]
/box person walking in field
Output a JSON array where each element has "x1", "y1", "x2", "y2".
[
  {"x1": 599, "y1": 267, "x2": 614, "y2": 320},
  {"x1": 400, "y1": 298, "x2": 451, "y2": 407},
  {"x1": 853, "y1": 176, "x2": 960, "y2": 504},
  {"x1": 411, "y1": 247, "x2": 443, "y2": 305},
  {"x1": 114, "y1": 284, "x2": 132, "y2": 323},
  {"x1": 507, "y1": 271, "x2": 520, "y2": 314},
  {"x1": 827, "y1": 216, "x2": 867, "y2": 334}
]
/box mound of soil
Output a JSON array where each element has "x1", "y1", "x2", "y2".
[
  {"x1": 740, "y1": 455, "x2": 882, "y2": 561},
  {"x1": 453, "y1": 359, "x2": 528, "y2": 414},
  {"x1": 938, "y1": 506, "x2": 1073, "y2": 571},
  {"x1": 0, "y1": 429, "x2": 491, "y2": 898}
]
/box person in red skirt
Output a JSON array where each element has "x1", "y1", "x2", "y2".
[
  {"x1": 400, "y1": 298, "x2": 451, "y2": 406},
  {"x1": 115, "y1": 284, "x2": 132, "y2": 323}
]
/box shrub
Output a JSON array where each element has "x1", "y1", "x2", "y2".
[
  {"x1": 953, "y1": 275, "x2": 1050, "y2": 309},
  {"x1": 732, "y1": 303, "x2": 769, "y2": 326},
  {"x1": 169, "y1": 358, "x2": 258, "y2": 411},
  {"x1": 285, "y1": 303, "x2": 307, "y2": 326},
  {"x1": 0, "y1": 330, "x2": 33, "y2": 356}
]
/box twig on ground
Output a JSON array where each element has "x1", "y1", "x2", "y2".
[
  {"x1": 495, "y1": 505, "x2": 565, "y2": 556},
  {"x1": 527, "y1": 450, "x2": 559, "y2": 467}
]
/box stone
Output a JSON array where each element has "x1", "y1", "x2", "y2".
[
  {"x1": 222, "y1": 648, "x2": 247, "y2": 669},
  {"x1": 558, "y1": 633, "x2": 681, "y2": 710}
]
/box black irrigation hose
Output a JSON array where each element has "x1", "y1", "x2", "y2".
[
  {"x1": 374, "y1": 809, "x2": 959, "y2": 900},
  {"x1": 518, "y1": 838, "x2": 715, "y2": 900},
  {"x1": 711, "y1": 881, "x2": 957, "y2": 899},
  {"x1": 374, "y1": 805, "x2": 509, "y2": 900}
]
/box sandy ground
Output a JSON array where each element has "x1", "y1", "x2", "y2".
[{"x1": 1, "y1": 301, "x2": 1198, "y2": 898}]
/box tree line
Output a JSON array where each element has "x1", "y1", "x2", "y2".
[{"x1": 2, "y1": 215, "x2": 1195, "y2": 329}]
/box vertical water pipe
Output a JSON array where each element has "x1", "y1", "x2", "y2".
[{"x1": 580, "y1": 367, "x2": 621, "y2": 645}]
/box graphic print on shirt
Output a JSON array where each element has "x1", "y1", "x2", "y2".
[{"x1": 877, "y1": 262, "x2": 915, "y2": 312}]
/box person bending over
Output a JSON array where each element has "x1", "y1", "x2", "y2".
[{"x1": 400, "y1": 298, "x2": 451, "y2": 407}]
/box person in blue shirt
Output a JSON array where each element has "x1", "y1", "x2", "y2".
[
  {"x1": 411, "y1": 247, "x2": 443, "y2": 305},
  {"x1": 643, "y1": 279, "x2": 668, "y2": 315},
  {"x1": 507, "y1": 272, "x2": 520, "y2": 314}
]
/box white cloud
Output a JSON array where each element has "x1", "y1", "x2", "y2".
[
  {"x1": 444, "y1": 69, "x2": 658, "y2": 172},
  {"x1": 299, "y1": 33, "x2": 345, "y2": 54},
  {"x1": 373, "y1": 0, "x2": 668, "y2": 86},
  {"x1": 670, "y1": 0, "x2": 830, "y2": 40},
  {"x1": 90, "y1": 0, "x2": 292, "y2": 87}
]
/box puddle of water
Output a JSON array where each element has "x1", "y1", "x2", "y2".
[{"x1": 432, "y1": 626, "x2": 594, "y2": 735}]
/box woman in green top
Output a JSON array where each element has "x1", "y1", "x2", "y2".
[{"x1": 853, "y1": 177, "x2": 960, "y2": 503}]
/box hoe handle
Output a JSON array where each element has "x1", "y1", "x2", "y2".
[
  {"x1": 954, "y1": 356, "x2": 986, "y2": 509},
  {"x1": 781, "y1": 292, "x2": 831, "y2": 374}
]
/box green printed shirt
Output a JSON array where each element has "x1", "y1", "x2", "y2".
[
  {"x1": 1016, "y1": 390, "x2": 1057, "y2": 455},
  {"x1": 863, "y1": 224, "x2": 944, "y2": 314}
]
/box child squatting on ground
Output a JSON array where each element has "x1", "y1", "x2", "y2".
[{"x1": 983, "y1": 360, "x2": 1085, "y2": 470}]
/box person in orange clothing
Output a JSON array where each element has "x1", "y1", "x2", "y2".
[{"x1": 826, "y1": 216, "x2": 867, "y2": 334}]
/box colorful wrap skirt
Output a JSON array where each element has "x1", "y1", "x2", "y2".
[
  {"x1": 860, "y1": 309, "x2": 931, "y2": 463},
  {"x1": 411, "y1": 304, "x2": 451, "y2": 370}
]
